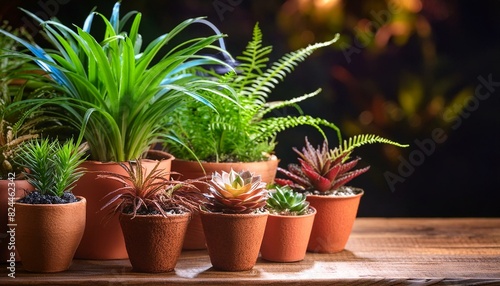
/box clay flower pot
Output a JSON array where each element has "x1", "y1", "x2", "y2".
[
  {"x1": 260, "y1": 207, "x2": 316, "y2": 262},
  {"x1": 15, "y1": 197, "x2": 86, "y2": 272},
  {"x1": 172, "y1": 158, "x2": 279, "y2": 250},
  {"x1": 306, "y1": 188, "x2": 364, "y2": 253},
  {"x1": 200, "y1": 210, "x2": 268, "y2": 271},
  {"x1": 0, "y1": 179, "x2": 32, "y2": 262},
  {"x1": 119, "y1": 212, "x2": 190, "y2": 273},
  {"x1": 72, "y1": 150, "x2": 173, "y2": 259}
]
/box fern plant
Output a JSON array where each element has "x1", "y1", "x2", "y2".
[{"x1": 164, "y1": 23, "x2": 341, "y2": 162}]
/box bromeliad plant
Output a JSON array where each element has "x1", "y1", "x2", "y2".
[
  {"x1": 0, "y1": 2, "x2": 234, "y2": 162},
  {"x1": 266, "y1": 185, "x2": 310, "y2": 216},
  {"x1": 203, "y1": 169, "x2": 268, "y2": 214},
  {"x1": 99, "y1": 160, "x2": 207, "y2": 217},
  {"x1": 165, "y1": 23, "x2": 341, "y2": 162},
  {"x1": 276, "y1": 134, "x2": 409, "y2": 195},
  {"x1": 16, "y1": 137, "x2": 87, "y2": 204}
]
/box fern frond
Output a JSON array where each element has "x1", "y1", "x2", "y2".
[
  {"x1": 253, "y1": 115, "x2": 341, "y2": 143},
  {"x1": 331, "y1": 134, "x2": 409, "y2": 161},
  {"x1": 255, "y1": 88, "x2": 322, "y2": 120},
  {"x1": 241, "y1": 34, "x2": 339, "y2": 104}
]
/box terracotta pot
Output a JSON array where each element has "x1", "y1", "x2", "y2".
[
  {"x1": 0, "y1": 180, "x2": 33, "y2": 262},
  {"x1": 172, "y1": 158, "x2": 279, "y2": 250},
  {"x1": 15, "y1": 197, "x2": 86, "y2": 272},
  {"x1": 306, "y1": 188, "x2": 364, "y2": 253},
  {"x1": 260, "y1": 207, "x2": 316, "y2": 262},
  {"x1": 200, "y1": 210, "x2": 268, "y2": 271},
  {"x1": 72, "y1": 150, "x2": 174, "y2": 259},
  {"x1": 119, "y1": 212, "x2": 190, "y2": 273}
]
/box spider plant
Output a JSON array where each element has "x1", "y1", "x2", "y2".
[
  {"x1": 164, "y1": 23, "x2": 341, "y2": 163},
  {"x1": 0, "y1": 2, "x2": 235, "y2": 162}
]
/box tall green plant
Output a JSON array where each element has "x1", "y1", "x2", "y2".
[
  {"x1": 0, "y1": 2, "x2": 235, "y2": 162},
  {"x1": 165, "y1": 23, "x2": 341, "y2": 162}
]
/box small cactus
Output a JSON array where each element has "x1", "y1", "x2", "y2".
[
  {"x1": 204, "y1": 169, "x2": 268, "y2": 214},
  {"x1": 266, "y1": 185, "x2": 310, "y2": 216}
]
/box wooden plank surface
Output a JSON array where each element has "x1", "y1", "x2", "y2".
[{"x1": 1, "y1": 218, "x2": 499, "y2": 285}]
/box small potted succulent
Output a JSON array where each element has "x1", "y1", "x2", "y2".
[
  {"x1": 15, "y1": 137, "x2": 87, "y2": 272},
  {"x1": 260, "y1": 185, "x2": 316, "y2": 262},
  {"x1": 200, "y1": 169, "x2": 268, "y2": 271},
  {"x1": 98, "y1": 160, "x2": 206, "y2": 273},
  {"x1": 275, "y1": 134, "x2": 408, "y2": 253}
]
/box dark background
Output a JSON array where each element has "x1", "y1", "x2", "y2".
[{"x1": 1, "y1": 0, "x2": 499, "y2": 217}]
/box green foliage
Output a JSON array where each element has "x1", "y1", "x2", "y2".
[
  {"x1": 0, "y1": 21, "x2": 62, "y2": 179},
  {"x1": 0, "y1": 2, "x2": 234, "y2": 162},
  {"x1": 98, "y1": 160, "x2": 206, "y2": 217},
  {"x1": 17, "y1": 138, "x2": 87, "y2": 197},
  {"x1": 165, "y1": 23, "x2": 341, "y2": 162},
  {"x1": 266, "y1": 185, "x2": 310, "y2": 215},
  {"x1": 331, "y1": 134, "x2": 409, "y2": 162}
]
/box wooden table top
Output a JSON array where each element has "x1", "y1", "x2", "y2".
[{"x1": 1, "y1": 218, "x2": 499, "y2": 285}]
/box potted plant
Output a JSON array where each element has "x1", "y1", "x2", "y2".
[
  {"x1": 164, "y1": 23, "x2": 340, "y2": 249},
  {"x1": 275, "y1": 134, "x2": 408, "y2": 253},
  {"x1": 0, "y1": 21, "x2": 64, "y2": 261},
  {"x1": 97, "y1": 159, "x2": 205, "y2": 273},
  {"x1": 200, "y1": 169, "x2": 268, "y2": 271},
  {"x1": 14, "y1": 137, "x2": 87, "y2": 272},
  {"x1": 260, "y1": 185, "x2": 316, "y2": 262},
  {"x1": 0, "y1": 2, "x2": 235, "y2": 259}
]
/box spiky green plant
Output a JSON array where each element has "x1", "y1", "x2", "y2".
[
  {"x1": 204, "y1": 169, "x2": 268, "y2": 214},
  {"x1": 0, "y1": 2, "x2": 235, "y2": 162},
  {"x1": 276, "y1": 135, "x2": 408, "y2": 194},
  {"x1": 164, "y1": 23, "x2": 341, "y2": 163},
  {"x1": 98, "y1": 160, "x2": 206, "y2": 218},
  {"x1": 266, "y1": 185, "x2": 310, "y2": 215},
  {"x1": 17, "y1": 138, "x2": 87, "y2": 197}
]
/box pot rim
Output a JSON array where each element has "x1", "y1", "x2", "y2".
[
  {"x1": 80, "y1": 150, "x2": 175, "y2": 166},
  {"x1": 267, "y1": 206, "x2": 317, "y2": 219},
  {"x1": 199, "y1": 209, "x2": 269, "y2": 218},
  {"x1": 14, "y1": 196, "x2": 86, "y2": 207},
  {"x1": 306, "y1": 188, "x2": 364, "y2": 199}
]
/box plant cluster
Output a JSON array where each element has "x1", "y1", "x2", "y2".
[
  {"x1": 276, "y1": 134, "x2": 408, "y2": 195},
  {"x1": 165, "y1": 23, "x2": 341, "y2": 163},
  {"x1": 99, "y1": 160, "x2": 207, "y2": 218},
  {"x1": 0, "y1": 21, "x2": 62, "y2": 179},
  {"x1": 16, "y1": 138, "x2": 87, "y2": 203},
  {"x1": 0, "y1": 2, "x2": 234, "y2": 163},
  {"x1": 266, "y1": 185, "x2": 310, "y2": 216},
  {"x1": 203, "y1": 169, "x2": 268, "y2": 214}
]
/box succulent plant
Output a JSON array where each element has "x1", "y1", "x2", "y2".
[
  {"x1": 275, "y1": 134, "x2": 408, "y2": 195},
  {"x1": 266, "y1": 185, "x2": 310, "y2": 216},
  {"x1": 99, "y1": 160, "x2": 207, "y2": 218},
  {"x1": 204, "y1": 169, "x2": 268, "y2": 214}
]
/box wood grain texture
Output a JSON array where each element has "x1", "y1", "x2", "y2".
[{"x1": 1, "y1": 218, "x2": 499, "y2": 285}]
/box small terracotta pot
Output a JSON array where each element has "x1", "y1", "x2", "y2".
[
  {"x1": 15, "y1": 197, "x2": 86, "y2": 272},
  {"x1": 0, "y1": 180, "x2": 33, "y2": 262},
  {"x1": 260, "y1": 207, "x2": 316, "y2": 262},
  {"x1": 119, "y1": 212, "x2": 190, "y2": 273},
  {"x1": 200, "y1": 210, "x2": 268, "y2": 271},
  {"x1": 72, "y1": 151, "x2": 174, "y2": 259},
  {"x1": 306, "y1": 188, "x2": 363, "y2": 253},
  {"x1": 173, "y1": 158, "x2": 279, "y2": 250}
]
